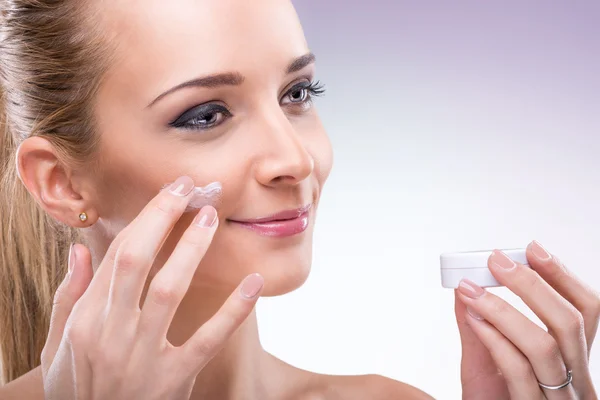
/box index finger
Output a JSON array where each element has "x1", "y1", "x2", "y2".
[
  {"x1": 525, "y1": 240, "x2": 600, "y2": 351},
  {"x1": 85, "y1": 176, "x2": 196, "y2": 302}
]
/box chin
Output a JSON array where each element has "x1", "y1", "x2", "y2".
[
  {"x1": 189, "y1": 221, "x2": 315, "y2": 296},
  {"x1": 257, "y1": 247, "x2": 313, "y2": 296},
  {"x1": 233, "y1": 219, "x2": 316, "y2": 296}
]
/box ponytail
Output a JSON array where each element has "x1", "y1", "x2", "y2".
[
  {"x1": 0, "y1": 84, "x2": 78, "y2": 384},
  {"x1": 0, "y1": 0, "x2": 109, "y2": 384}
]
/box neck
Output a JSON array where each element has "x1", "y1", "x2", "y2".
[
  {"x1": 166, "y1": 286, "x2": 270, "y2": 400},
  {"x1": 86, "y1": 225, "x2": 299, "y2": 400}
]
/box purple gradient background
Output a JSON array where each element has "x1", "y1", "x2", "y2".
[{"x1": 257, "y1": 1, "x2": 600, "y2": 397}]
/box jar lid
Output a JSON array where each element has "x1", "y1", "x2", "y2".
[{"x1": 440, "y1": 248, "x2": 529, "y2": 270}]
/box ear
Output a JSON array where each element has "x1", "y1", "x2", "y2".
[{"x1": 15, "y1": 136, "x2": 97, "y2": 227}]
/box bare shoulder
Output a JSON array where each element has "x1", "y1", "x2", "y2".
[
  {"x1": 297, "y1": 373, "x2": 435, "y2": 400},
  {"x1": 0, "y1": 366, "x2": 44, "y2": 400},
  {"x1": 354, "y1": 374, "x2": 435, "y2": 400}
]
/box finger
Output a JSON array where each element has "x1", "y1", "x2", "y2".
[
  {"x1": 457, "y1": 283, "x2": 572, "y2": 398},
  {"x1": 453, "y1": 290, "x2": 507, "y2": 396},
  {"x1": 486, "y1": 250, "x2": 589, "y2": 387},
  {"x1": 41, "y1": 244, "x2": 93, "y2": 372},
  {"x1": 105, "y1": 176, "x2": 196, "y2": 318},
  {"x1": 82, "y1": 205, "x2": 147, "y2": 300},
  {"x1": 137, "y1": 206, "x2": 218, "y2": 345},
  {"x1": 85, "y1": 176, "x2": 193, "y2": 299},
  {"x1": 526, "y1": 240, "x2": 600, "y2": 353},
  {"x1": 461, "y1": 309, "x2": 548, "y2": 400},
  {"x1": 179, "y1": 273, "x2": 264, "y2": 373}
]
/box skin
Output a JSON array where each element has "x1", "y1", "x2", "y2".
[
  {"x1": 456, "y1": 245, "x2": 600, "y2": 399},
  {"x1": 2, "y1": 0, "x2": 598, "y2": 399},
  {"x1": 6, "y1": 0, "x2": 432, "y2": 398}
]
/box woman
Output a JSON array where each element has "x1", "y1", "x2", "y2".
[{"x1": 0, "y1": 0, "x2": 598, "y2": 398}]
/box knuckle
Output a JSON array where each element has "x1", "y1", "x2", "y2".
[
  {"x1": 520, "y1": 270, "x2": 543, "y2": 294},
  {"x1": 588, "y1": 292, "x2": 600, "y2": 318},
  {"x1": 114, "y1": 247, "x2": 145, "y2": 274},
  {"x1": 536, "y1": 335, "x2": 561, "y2": 362},
  {"x1": 153, "y1": 196, "x2": 184, "y2": 217},
  {"x1": 193, "y1": 335, "x2": 219, "y2": 358},
  {"x1": 223, "y1": 300, "x2": 251, "y2": 325},
  {"x1": 489, "y1": 297, "x2": 510, "y2": 317},
  {"x1": 105, "y1": 235, "x2": 126, "y2": 264},
  {"x1": 216, "y1": 312, "x2": 240, "y2": 335},
  {"x1": 104, "y1": 224, "x2": 137, "y2": 265},
  {"x1": 558, "y1": 308, "x2": 585, "y2": 338},
  {"x1": 195, "y1": 341, "x2": 214, "y2": 358},
  {"x1": 64, "y1": 324, "x2": 87, "y2": 348},
  {"x1": 150, "y1": 281, "x2": 185, "y2": 306}
]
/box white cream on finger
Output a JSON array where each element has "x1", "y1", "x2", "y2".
[{"x1": 162, "y1": 181, "x2": 222, "y2": 212}]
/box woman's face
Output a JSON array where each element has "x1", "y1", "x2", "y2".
[{"x1": 90, "y1": 0, "x2": 333, "y2": 295}]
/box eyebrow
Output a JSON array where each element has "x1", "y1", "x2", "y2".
[
  {"x1": 286, "y1": 52, "x2": 316, "y2": 74},
  {"x1": 146, "y1": 52, "x2": 316, "y2": 108}
]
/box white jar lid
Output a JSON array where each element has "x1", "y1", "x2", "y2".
[
  {"x1": 440, "y1": 248, "x2": 530, "y2": 288},
  {"x1": 440, "y1": 248, "x2": 529, "y2": 270}
]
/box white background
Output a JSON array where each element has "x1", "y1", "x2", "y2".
[{"x1": 258, "y1": 1, "x2": 600, "y2": 398}]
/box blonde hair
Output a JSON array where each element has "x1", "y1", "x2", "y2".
[{"x1": 0, "y1": 0, "x2": 112, "y2": 384}]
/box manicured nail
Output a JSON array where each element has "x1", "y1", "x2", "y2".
[
  {"x1": 530, "y1": 240, "x2": 551, "y2": 261},
  {"x1": 458, "y1": 278, "x2": 486, "y2": 299},
  {"x1": 467, "y1": 307, "x2": 485, "y2": 321},
  {"x1": 194, "y1": 206, "x2": 217, "y2": 227},
  {"x1": 240, "y1": 273, "x2": 264, "y2": 299},
  {"x1": 68, "y1": 243, "x2": 76, "y2": 274},
  {"x1": 169, "y1": 176, "x2": 194, "y2": 197},
  {"x1": 490, "y1": 250, "x2": 516, "y2": 270}
]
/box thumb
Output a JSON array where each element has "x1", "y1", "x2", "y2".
[
  {"x1": 454, "y1": 289, "x2": 502, "y2": 394},
  {"x1": 41, "y1": 243, "x2": 93, "y2": 373}
]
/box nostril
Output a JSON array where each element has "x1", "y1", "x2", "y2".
[{"x1": 272, "y1": 175, "x2": 296, "y2": 184}]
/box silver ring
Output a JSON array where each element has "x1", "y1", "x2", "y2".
[{"x1": 538, "y1": 370, "x2": 573, "y2": 390}]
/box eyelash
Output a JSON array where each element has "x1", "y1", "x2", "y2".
[{"x1": 168, "y1": 80, "x2": 326, "y2": 131}]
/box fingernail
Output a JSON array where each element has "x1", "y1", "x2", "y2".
[
  {"x1": 68, "y1": 243, "x2": 76, "y2": 274},
  {"x1": 240, "y1": 273, "x2": 264, "y2": 299},
  {"x1": 490, "y1": 250, "x2": 516, "y2": 270},
  {"x1": 467, "y1": 307, "x2": 485, "y2": 321},
  {"x1": 458, "y1": 278, "x2": 486, "y2": 299},
  {"x1": 194, "y1": 206, "x2": 217, "y2": 227},
  {"x1": 169, "y1": 176, "x2": 194, "y2": 197},
  {"x1": 530, "y1": 240, "x2": 551, "y2": 261}
]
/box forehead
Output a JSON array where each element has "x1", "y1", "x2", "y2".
[{"x1": 101, "y1": 0, "x2": 308, "y2": 86}]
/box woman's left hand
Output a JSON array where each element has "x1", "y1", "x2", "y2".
[{"x1": 455, "y1": 240, "x2": 600, "y2": 399}]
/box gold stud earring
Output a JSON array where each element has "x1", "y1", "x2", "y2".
[{"x1": 79, "y1": 212, "x2": 88, "y2": 222}]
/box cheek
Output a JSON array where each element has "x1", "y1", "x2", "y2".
[
  {"x1": 92, "y1": 135, "x2": 231, "y2": 235},
  {"x1": 92, "y1": 157, "x2": 169, "y2": 229},
  {"x1": 91, "y1": 110, "x2": 184, "y2": 228},
  {"x1": 308, "y1": 120, "x2": 333, "y2": 186}
]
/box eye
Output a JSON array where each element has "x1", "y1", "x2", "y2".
[
  {"x1": 287, "y1": 87, "x2": 309, "y2": 103},
  {"x1": 281, "y1": 80, "x2": 326, "y2": 107},
  {"x1": 169, "y1": 103, "x2": 232, "y2": 131}
]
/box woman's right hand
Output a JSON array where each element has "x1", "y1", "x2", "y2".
[{"x1": 40, "y1": 176, "x2": 264, "y2": 400}]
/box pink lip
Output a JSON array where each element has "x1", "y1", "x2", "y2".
[{"x1": 229, "y1": 204, "x2": 312, "y2": 237}]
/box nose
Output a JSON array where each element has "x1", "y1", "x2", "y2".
[{"x1": 253, "y1": 111, "x2": 314, "y2": 188}]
